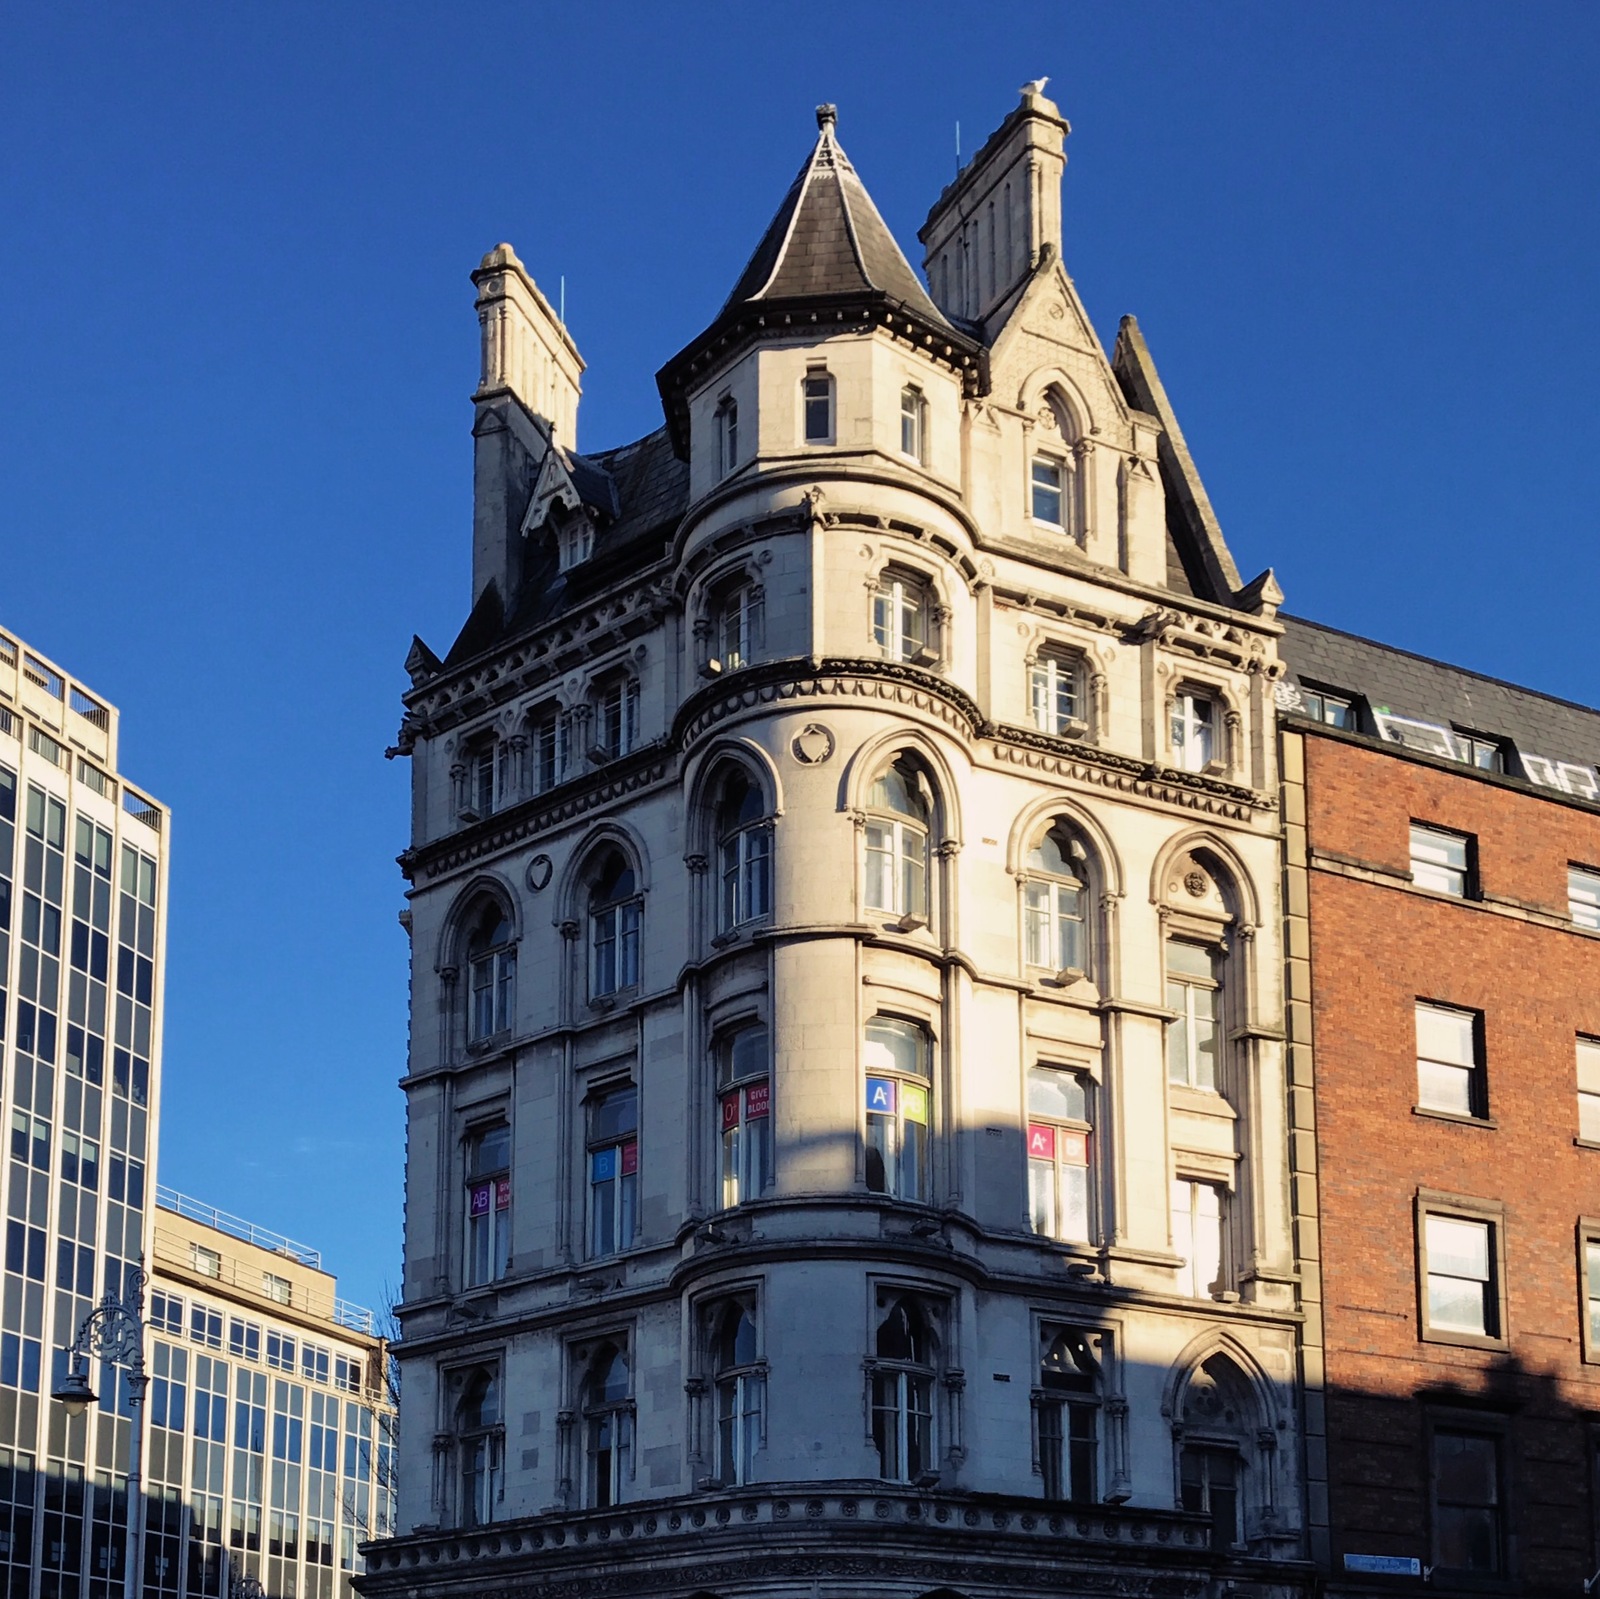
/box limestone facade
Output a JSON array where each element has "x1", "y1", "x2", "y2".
[{"x1": 373, "y1": 86, "x2": 1311, "y2": 1599}]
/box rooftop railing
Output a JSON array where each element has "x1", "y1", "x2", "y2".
[{"x1": 157, "y1": 1185, "x2": 323, "y2": 1268}]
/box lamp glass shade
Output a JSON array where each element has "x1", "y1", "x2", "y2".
[{"x1": 52, "y1": 1367, "x2": 96, "y2": 1417}]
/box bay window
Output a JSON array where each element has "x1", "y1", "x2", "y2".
[{"x1": 863, "y1": 1016, "x2": 931, "y2": 1202}]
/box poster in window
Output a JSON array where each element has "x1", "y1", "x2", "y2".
[
  {"x1": 469, "y1": 1182, "x2": 492, "y2": 1217},
  {"x1": 620, "y1": 1140, "x2": 639, "y2": 1176},
  {"x1": 865, "y1": 1077, "x2": 896, "y2": 1114},
  {"x1": 1027, "y1": 1124, "x2": 1055, "y2": 1160},
  {"x1": 745, "y1": 1081, "x2": 770, "y2": 1119},
  {"x1": 495, "y1": 1177, "x2": 511, "y2": 1210},
  {"x1": 721, "y1": 1093, "x2": 742, "y2": 1133}
]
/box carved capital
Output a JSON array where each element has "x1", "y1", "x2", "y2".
[
  {"x1": 684, "y1": 853, "x2": 709, "y2": 875},
  {"x1": 559, "y1": 920, "x2": 581, "y2": 942}
]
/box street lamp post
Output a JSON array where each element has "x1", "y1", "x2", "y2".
[{"x1": 53, "y1": 1264, "x2": 149, "y2": 1599}]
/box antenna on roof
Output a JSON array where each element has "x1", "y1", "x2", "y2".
[
  {"x1": 955, "y1": 120, "x2": 961, "y2": 174},
  {"x1": 560, "y1": 276, "x2": 566, "y2": 323}
]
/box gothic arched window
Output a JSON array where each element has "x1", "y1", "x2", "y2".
[
  {"x1": 1024, "y1": 825, "x2": 1088, "y2": 976},
  {"x1": 871, "y1": 1296, "x2": 936, "y2": 1482},
  {"x1": 589, "y1": 852, "x2": 641, "y2": 997},
  {"x1": 864, "y1": 756, "x2": 934, "y2": 922},
  {"x1": 716, "y1": 770, "x2": 772, "y2": 932},
  {"x1": 466, "y1": 904, "x2": 516, "y2": 1043},
  {"x1": 711, "y1": 1303, "x2": 762, "y2": 1486},
  {"x1": 583, "y1": 1345, "x2": 633, "y2": 1509},
  {"x1": 457, "y1": 1369, "x2": 503, "y2": 1527}
]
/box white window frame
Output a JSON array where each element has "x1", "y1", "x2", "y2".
[
  {"x1": 1171, "y1": 689, "x2": 1218, "y2": 773},
  {"x1": 1570, "y1": 865, "x2": 1600, "y2": 929},
  {"x1": 1166, "y1": 941, "x2": 1222, "y2": 1092},
  {"x1": 595, "y1": 678, "x2": 641, "y2": 760},
  {"x1": 1579, "y1": 1037, "x2": 1600, "y2": 1143},
  {"x1": 863, "y1": 1017, "x2": 932, "y2": 1203},
  {"x1": 464, "y1": 1123, "x2": 512, "y2": 1287},
  {"x1": 1029, "y1": 651, "x2": 1082, "y2": 736},
  {"x1": 870, "y1": 573, "x2": 935, "y2": 665},
  {"x1": 532, "y1": 710, "x2": 568, "y2": 795},
  {"x1": 586, "y1": 1084, "x2": 639, "y2": 1260},
  {"x1": 718, "y1": 1026, "x2": 772, "y2": 1209},
  {"x1": 802, "y1": 369, "x2": 834, "y2": 445},
  {"x1": 1410, "y1": 823, "x2": 1471, "y2": 897},
  {"x1": 580, "y1": 1345, "x2": 634, "y2": 1509},
  {"x1": 899, "y1": 385, "x2": 926, "y2": 462},
  {"x1": 1415, "y1": 1002, "x2": 1484, "y2": 1119},
  {"x1": 1416, "y1": 1193, "x2": 1506, "y2": 1348},
  {"x1": 1030, "y1": 452, "x2": 1067, "y2": 528},
  {"x1": 716, "y1": 583, "x2": 764, "y2": 671},
  {"x1": 1026, "y1": 1066, "x2": 1092, "y2": 1243},
  {"x1": 1171, "y1": 1177, "x2": 1226, "y2": 1298},
  {"x1": 869, "y1": 1297, "x2": 938, "y2": 1484}
]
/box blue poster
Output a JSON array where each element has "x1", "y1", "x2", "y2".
[
  {"x1": 590, "y1": 1146, "x2": 618, "y2": 1181},
  {"x1": 865, "y1": 1076, "x2": 896, "y2": 1113}
]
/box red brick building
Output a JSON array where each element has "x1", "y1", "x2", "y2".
[{"x1": 1279, "y1": 616, "x2": 1600, "y2": 1598}]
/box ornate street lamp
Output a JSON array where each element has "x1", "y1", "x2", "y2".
[{"x1": 52, "y1": 1264, "x2": 149, "y2": 1599}]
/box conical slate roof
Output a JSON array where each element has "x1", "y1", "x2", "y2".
[{"x1": 719, "y1": 105, "x2": 956, "y2": 330}]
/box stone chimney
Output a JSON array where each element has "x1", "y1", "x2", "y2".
[
  {"x1": 468, "y1": 245, "x2": 585, "y2": 606},
  {"x1": 919, "y1": 81, "x2": 1071, "y2": 327}
]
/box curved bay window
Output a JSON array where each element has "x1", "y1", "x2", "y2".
[
  {"x1": 711, "y1": 1303, "x2": 762, "y2": 1486},
  {"x1": 864, "y1": 757, "x2": 932, "y2": 922},
  {"x1": 466, "y1": 905, "x2": 516, "y2": 1043},
  {"x1": 863, "y1": 1017, "x2": 930, "y2": 1202},
  {"x1": 871, "y1": 570, "x2": 934, "y2": 664},
  {"x1": 589, "y1": 852, "x2": 641, "y2": 997},
  {"x1": 871, "y1": 1296, "x2": 936, "y2": 1482},
  {"x1": 716, "y1": 772, "x2": 772, "y2": 932},
  {"x1": 1037, "y1": 1327, "x2": 1100, "y2": 1503},
  {"x1": 457, "y1": 1370, "x2": 503, "y2": 1528},
  {"x1": 718, "y1": 1024, "x2": 771, "y2": 1208},
  {"x1": 582, "y1": 1345, "x2": 633, "y2": 1509},
  {"x1": 1027, "y1": 1065, "x2": 1092, "y2": 1242},
  {"x1": 1024, "y1": 826, "x2": 1087, "y2": 976},
  {"x1": 1166, "y1": 940, "x2": 1221, "y2": 1091},
  {"x1": 587, "y1": 1082, "x2": 638, "y2": 1258},
  {"x1": 716, "y1": 582, "x2": 763, "y2": 671},
  {"x1": 464, "y1": 1124, "x2": 511, "y2": 1285}
]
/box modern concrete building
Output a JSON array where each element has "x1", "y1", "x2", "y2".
[
  {"x1": 144, "y1": 1189, "x2": 395, "y2": 1599},
  {"x1": 0, "y1": 629, "x2": 168, "y2": 1599},
  {"x1": 370, "y1": 86, "x2": 1314, "y2": 1599},
  {"x1": 1276, "y1": 620, "x2": 1600, "y2": 1598}
]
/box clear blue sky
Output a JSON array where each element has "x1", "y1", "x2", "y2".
[{"x1": 3, "y1": 3, "x2": 1596, "y2": 1313}]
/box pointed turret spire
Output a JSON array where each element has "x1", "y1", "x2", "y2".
[
  {"x1": 716, "y1": 103, "x2": 955, "y2": 328},
  {"x1": 656, "y1": 103, "x2": 984, "y2": 455}
]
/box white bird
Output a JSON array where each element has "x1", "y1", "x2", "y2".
[{"x1": 1022, "y1": 77, "x2": 1050, "y2": 96}]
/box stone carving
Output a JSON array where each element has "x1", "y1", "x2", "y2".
[{"x1": 790, "y1": 723, "x2": 835, "y2": 764}]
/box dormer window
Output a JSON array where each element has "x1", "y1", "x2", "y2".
[
  {"x1": 803, "y1": 370, "x2": 834, "y2": 444},
  {"x1": 900, "y1": 386, "x2": 927, "y2": 462},
  {"x1": 715, "y1": 397, "x2": 739, "y2": 478},
  {"x1": 1031, "y1": 454, "x2": 1067, "y2": 528},
  {"x1": 558, "y1": 520, "x2": 594, "y2": 573}
]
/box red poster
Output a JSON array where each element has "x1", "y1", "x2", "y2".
[
  {"x1": 495, "y1": 1177, "x2": 512, "y2": 1210},
  {"x1": 1027, "y1": 1124, "x2": 1055, "y2": 1159},
  {"x1": 721, "y1": 1093, "x2": 742, "y2": 1132},
  {"x1": 745, "y1": 1081, "x2": 770, "y2": 1119},
  {"x1": 620, "y1": 1140, "x2": 639, "y2": 1176}
]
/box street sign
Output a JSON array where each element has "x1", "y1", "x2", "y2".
[{"x1": 1343, "y1": 1555, "x2": 1422, "y2": 1577}]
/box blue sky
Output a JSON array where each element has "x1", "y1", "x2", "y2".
[{"x1": 2, "y1": 3, "x2": 1596, "y2": 1312}]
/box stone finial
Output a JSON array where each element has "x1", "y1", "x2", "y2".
[{"x1": 816, "y1": 103, "x2": 838, "y2": 134}]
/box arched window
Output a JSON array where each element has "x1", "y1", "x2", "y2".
[
  {"x1": 871, "y1": 570, "x2": 935, "y2": 665},
  {"x1": 714, "y1": 396, "x2": 739, "y2": 478},
  {"x1": 863, "y1": 1016, "x2": 931, "y2": 1202},
  {"x1": 1026, "y1": 1065, "x2": 1092, "y2": 1243},
  {"x1": 871, "y1": 1296, "x2": 936, "y2": 1482},
  {"x1": 1037, "y1": 1326, "x2": 1100, "y2": 1503},
  {"x1": 589, "y1": 852, "x2": 641, "y2": 997},
  {"x1": 803, "y1": 368, "x2": 834, "y2": 444},
  {"x1": 711, "y1": 1302, "x2": 762, "y2": 1486},
  {"x1": 586, "y1": 1081, "x2": 638, "y2": 1258},
  {"x1": 464, "y1": 1123, "x2": 511, "y2": 1285},
  {"x1": 1177, "y1": 1355, "x2": 1261, "y2": 1551},
  {"x1": 1024, "y1": 825, "x2": 1087, "y2": 976},
  {"x1": 457, "y1": 1369, "x2": 503, "y2": 1528},
  {"x1": 466, "y1": 905, "x2": 516, "y2": 1042},
  {"x1": 582, "y1": 1345, "x2": 633, "y2": 1508},
  {"x1": 900, "y1": 385, "x2": 927, "y2": 462},
  {"x1": 864, "y1": 756, "x2": 933, "y2": 922},
  {"x1": 716, "y1": 771, "x2": 772, "y2": 931},
  {"x1": 717, "y1": 1024, "x2": 771, "y2": 1207},
  {"x1": 1029, "y1": 650, "x2": 1082, "y2": 736}
]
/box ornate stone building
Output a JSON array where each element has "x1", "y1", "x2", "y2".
[{"x1": 367, "y1": 86, "x2": 1313, "y2": 1599}]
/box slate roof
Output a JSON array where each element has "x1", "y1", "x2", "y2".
[
  {"x1": 720, "y1": 106, "x2": 956, "y2": 331},
  {"x1": 442, "y1": 427, "x2": 688, "y2": 668},
  {"x1": 1279, "y1": 613, "x2": 1600, "y2": 772}
]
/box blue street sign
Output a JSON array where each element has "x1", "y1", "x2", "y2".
[{"x1": 1343, "y1": 1555, "x2": 1421, "y2": 1577}]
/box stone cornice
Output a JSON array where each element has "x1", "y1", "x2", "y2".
[{"x1": 357, "y1": 1482, "x2": 1257, "y2": 1599}]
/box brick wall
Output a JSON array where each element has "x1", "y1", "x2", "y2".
[{"x1": 1304, "y1": 731, "x2": 1600, "y2": 1590}]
